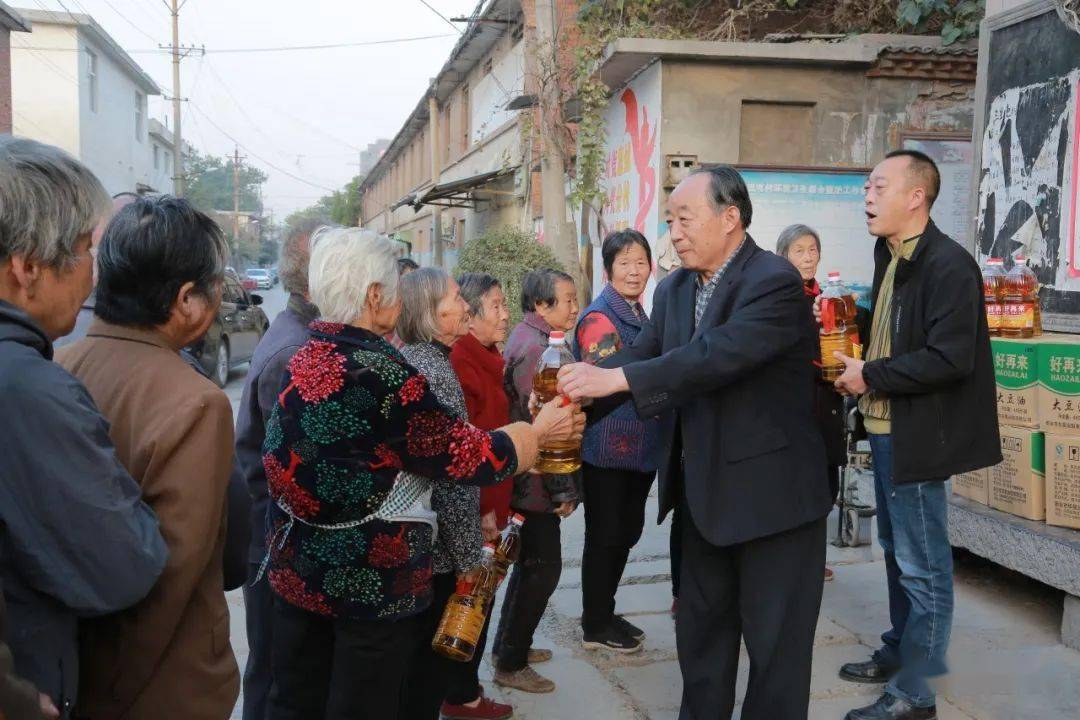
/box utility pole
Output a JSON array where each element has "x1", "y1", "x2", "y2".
[
  {"x1": 161, "y1": 1, "x2": 204, "y2": 197},
  {"x1": 533, "y1": 0, "x2": 582, "y2": 287},
  {"x1": 232, "y1": 146, "x2": 245, "y2": 253},
  {"x1": 169, "y1": 0, "x2": 184, "y2": 196},
  {"x1": 428, "y1": 90, "x2": 443, "y2": 268}
]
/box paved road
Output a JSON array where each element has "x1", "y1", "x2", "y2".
[{"x1": 221, "y1": 295, "x2": 1080, "y2": 719}]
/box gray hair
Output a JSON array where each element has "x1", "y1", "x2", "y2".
[
  {"x1": 775, "y1": 224, "x2": 821, "y2": 258},
  {"x1": 308, "y1": 227, "x2": 399, "y2": 324},
  {"x1": 280, "y1": 218, "x2": 326, "y2": 295},
  {"x1": 397, "y1": 266, "x2": 450, "y2": 345},
  {"x1": 457, "y1": 272, "x2": 501, "y2": 317},
  {"x1": 0, "y1": 135, "x2": 110, "y2": 268}
]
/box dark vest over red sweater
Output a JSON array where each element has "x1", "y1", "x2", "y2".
[{"x1": 450, "y1": 331, "x2": 514, "y2": 528}]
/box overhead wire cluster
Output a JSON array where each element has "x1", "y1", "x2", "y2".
[{"x1": 11, "y1": 0, "x2": 471, "y2": 210}]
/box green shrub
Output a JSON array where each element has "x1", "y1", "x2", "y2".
[{"x1": 455, "y1": 226, "x2": 566, "y2": 326}]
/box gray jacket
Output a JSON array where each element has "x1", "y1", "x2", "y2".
[
  {"x1": 0, "y1": 301, "x2": 167, "y2": 715},
  {"x1": 400, "y1": 341, "x2": 482, "y2": 575},
  {"x1": 234, "y1": 294, "x2": 318, "y2": 563}
]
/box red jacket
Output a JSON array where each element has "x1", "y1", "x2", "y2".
[{"x1": 450, "y1": 331, "x2": 514, "y2": 528}]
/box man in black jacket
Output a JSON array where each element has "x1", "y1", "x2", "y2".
[
  {"x1": 559, "y1": 166, "x2": 833, "y2": 719},
  {"x1": 0, "y1": 136, "x2": 168, "y2": 718},
  {"x1": 829, "y1": 150, "x2": 1001, "y2": 720}
]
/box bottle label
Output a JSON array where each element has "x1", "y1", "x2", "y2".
[
  {"x1": 986, "y1": 302, "x2": 1003, "y2": 329},
  {"x1": 1002, "y1": 302, "x2": 1034, "y2": 330}
]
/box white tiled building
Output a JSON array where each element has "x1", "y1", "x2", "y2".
[{"x1": 10, "y1": 8, "x2": 167, "y2": 195}]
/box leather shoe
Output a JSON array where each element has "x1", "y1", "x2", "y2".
[
  {"x1": 845, "y1": 693, "x2": 936, "y2": 719},
  {"x1": 839, "y1": 651, "x2": 899, "y2": 684}
]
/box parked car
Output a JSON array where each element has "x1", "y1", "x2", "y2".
[
  {"x1": 245, "y1": 268, "x2": 273, "y2": 290},
  {"x1": 185, "y1": 271, "x2": 270, "y2": 387},
  {"x1": 268, "y1": 266, "x2": 280, "y2": 285}
]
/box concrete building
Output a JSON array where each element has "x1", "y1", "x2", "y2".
[
  {"x1": 9, "y1": 9, "x2": 164, "y2": 195},
  {"x1": 0, "y1": 2, "x2": 28, "y2": 134},
  {"x1": 358, "y1": 0, "x2": 532, "y2": 267},
  {"x1": 586, "y1": 34, "x2": 978, "y2": 311}
]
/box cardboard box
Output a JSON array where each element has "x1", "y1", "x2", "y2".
[
  {"x1": 991, "y1": 337, "x2": 1040, "y2": 427},
  {"x1": 952, "y1": 468, "x2": 989, "y2": 505},
  {"x1": 1045, "y1": 434, "x2": 1080, "y2": 530},
  {"x1": 1036, "y1": 334, "x2": 1080, "y2": 433},
  {"x1": 989, "y1": 426, "x2": 1045, "y2": 520}
]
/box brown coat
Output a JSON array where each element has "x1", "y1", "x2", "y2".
[{"x1": 56, "y1": 322, "x2": 239, "y2": 720}]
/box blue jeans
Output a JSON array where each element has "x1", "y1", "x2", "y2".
[{"x1": 868, "y1": 433, "x2": 953, "y2": 708}]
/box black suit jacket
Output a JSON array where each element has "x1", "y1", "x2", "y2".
[{"x1": 604, "y1": 237, "x2": 832, "y2": 547}]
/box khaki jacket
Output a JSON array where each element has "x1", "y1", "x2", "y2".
[{"x1": 57, "y1": 322, "x2": 238, "y2": 720}]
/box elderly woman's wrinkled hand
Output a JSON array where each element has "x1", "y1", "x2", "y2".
[{"x1": 531, "y1": 397, "x2": 586, "y2": 447}]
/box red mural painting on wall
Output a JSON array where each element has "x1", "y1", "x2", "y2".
[{"x1": 621, "y1": 88, "x2": 657, "y2": 234}]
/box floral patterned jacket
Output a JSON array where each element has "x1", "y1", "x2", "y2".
[{"x1": 263, "y1": 322, "x2": 528, "y2": 621}]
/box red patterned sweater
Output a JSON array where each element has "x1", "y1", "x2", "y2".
[{"x1": 264, "y1": 322, "x2": 519, "y2": 620}]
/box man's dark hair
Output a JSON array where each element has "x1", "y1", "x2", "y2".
[
  {"x1": 520, "y1": 268, "x2": 574, "y2": 314},
  {"x1": 885, "y1": 149, "x2": 940, "y2": 208},
  {"x1": 397, "y1": 257, "x2": 420, "y2": 275},
  {"x1": 601, "y1": 229, "x2": 652, "y2": 277},
  {"x1": 690, "y1": 165, "x2": 752, "y2": 229},
  {"x1": 95, "y1": 195, "x2": 228, "y2": 327},
  {"x1": 457, "y1": 271, "x2": 502, "y2": 317}
]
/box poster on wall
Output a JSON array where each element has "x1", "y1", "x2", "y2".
[
  {"x1": 975, "y1": 5, "x2": 1080, "y2": 332},
  {"x1": 583, "y1": 61, "x2": 663, "y2": 311},
  {"x1": 902, "y1": 134, "x2": 974, "y2": 247},
  {"x1": 740, "y1": 168, "x2": 876, "y2": 307}
]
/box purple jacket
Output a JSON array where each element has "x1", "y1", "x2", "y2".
[{"x1": 503, "y1": 312, "x2": 581, "y2": 512}]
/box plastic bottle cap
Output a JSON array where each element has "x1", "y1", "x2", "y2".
[
  {"x1": 549, "y1": 331, "x2": 566, "y2": 344},
  {"x1": 510, "y1": 514, "x2": 525, "y2": 525},
  {"x1": 482, "y1": 544, "x2": 496, "y2": 556},
  {"x1": 828, "y1": 271, "x2": 841, "y2": 280},
  {"x1": 1015, "y1": 256, "x2": 1026, "y2": 262},
  {"x1": 988, "y1": 258, "x2": 1003, "y2": 265}
]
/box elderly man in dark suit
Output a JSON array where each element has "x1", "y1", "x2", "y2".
[{"x1": 559, "y1": 165, "x2": 833, "y2": 720}]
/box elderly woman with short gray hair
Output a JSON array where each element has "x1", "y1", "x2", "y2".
[
  {"x1": 263, "y1": 228, "x2": 583, "y2": 720},
  {"x1": 775, "y1": 222, "x2": 865, "y2": 583},
  {"x1": 397, "y1": 267, "x2": 512, "y2": 720}
]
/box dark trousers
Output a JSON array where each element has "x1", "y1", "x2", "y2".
[
  {"x1": 269, "y1": 598, "x2": 421, "y2": 720},
  {"x1": 242, "y1": 562, "x2": 274, "y2": 720},
  {"x1": 401, "y1": 574, "x2": 486, "y2": 720},
  {"x1": 492, "y1": 510, "x2": 561, "y2": 672},
  {"x1": 444, "y1": 612, "x2": 492, "y2": 705},
  {"x1": 581, "y1": 463, "x2": 654, "y2": 632},
  {"x1": 677, "y1": 497, "x2": 826, "y2": 720},
  {"x1": 670, "y1": 504, "x2": 683, "y2": 599}
]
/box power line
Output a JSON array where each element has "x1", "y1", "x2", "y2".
[
  {"x1": 95, "y1": 0, "x2": 163, "y2": 44},
  {"x1": 12, "y1": 32, "x2": 455, "y2": 54},
  {"x1": 189, "y1": 102, "x2": 339, "y2": 193},
  {"x1": 416, "y1": 1, "x2": 463, "y2": 34}
]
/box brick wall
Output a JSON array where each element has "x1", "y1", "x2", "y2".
[{"x1": 0, "y1": 29, "x2": 11, "y2": 134}]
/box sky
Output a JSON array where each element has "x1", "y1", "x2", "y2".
[{"x1": 20, "y1": 0, "x2": 483, "y2": 219}]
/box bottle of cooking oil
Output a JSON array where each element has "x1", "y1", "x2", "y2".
[
  {"x1": 432, "y1": 545, "x2": 498, "y2": 662},
  {"x1": 819, "y1": 272, "x2": 857, "y2": 382},
  {"x1": 1002, "y1": 257, "x2": 1039, "y2": 338},
  {"x1": 533, "y1": 331, "x2": 582, "y2": 473},
  {"x1": 492, "y1": 513, "x2": 524, "y2": 579},
  {"x1": 982, "y1": 257, "x2": 1005, "y2": 336}
]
